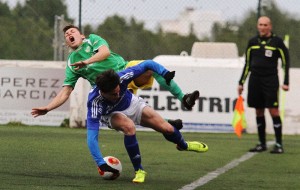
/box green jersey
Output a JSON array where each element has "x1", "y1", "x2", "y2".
[{"x1": 64, "y1": 34, "x2": 127, "y2": 88}]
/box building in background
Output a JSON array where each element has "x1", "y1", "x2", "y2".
[{"x1": 159, "y1": 7, "x2": 224, "y2": 39}]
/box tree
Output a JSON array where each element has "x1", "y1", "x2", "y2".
[
  {"x1": 13, "y1": 0, "x2": 71, "y2": 27},
  {"x1": 91, "y1": 15, "x2": 199, "y2": 60},
  {"x1": 0, "y1": 0, "x2": 71, "y2": 60},
  {"x1": 0, "y1": 2, "x2": 11, "y2": 17},
  {"x1": 95, "y1": 15, "x2": 160, "y2": 60},
  {"x1": 0, "y1": 16, "x2": 53, "y2": 60}
]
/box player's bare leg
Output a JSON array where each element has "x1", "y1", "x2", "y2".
[{"x1": 133, "y1": 70, "x2": 153, "y2": 87}]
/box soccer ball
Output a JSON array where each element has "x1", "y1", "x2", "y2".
[{"x1": 99, "y1": 156, "x2": 122, "y2": 180}]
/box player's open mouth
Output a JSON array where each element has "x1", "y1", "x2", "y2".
[{"x1": 69, "y1": 36, "x2": 75, "y2": 43}]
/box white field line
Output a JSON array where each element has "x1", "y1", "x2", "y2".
[{"x1": 179, "y1": 141, "x2": 274, "y2": 190}]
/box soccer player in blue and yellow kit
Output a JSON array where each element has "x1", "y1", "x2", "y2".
[
  {"x1": 31, "y1": 24, "x2": 202, "y2": 182},
  {"x1": 88, "y1": 60, "x2": 208, "y2": 183}
]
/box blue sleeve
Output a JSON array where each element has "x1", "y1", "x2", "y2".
[
  {"x1": 86, "y1": 88, "x2": 103, "y2": 130},
  {"x1": 118, "y1": 60, "x2": 169, "y2": 80},
  {"x1": 137, "y1": 60, "x2": 169, "y2": 76},
  {"x1": 87, "y1": 129, "x2": 106, "y2": 166}
]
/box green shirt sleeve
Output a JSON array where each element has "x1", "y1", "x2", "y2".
[{"x1": 89, "y1": 34, "x2": 109, "y2": 52}]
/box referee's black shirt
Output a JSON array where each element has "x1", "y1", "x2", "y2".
[{"x1": 239, "y1": 33, "x2": 290, "y2": 86}]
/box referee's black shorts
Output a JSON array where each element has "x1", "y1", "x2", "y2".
[{"x1": 247, "y1": 75, "x2": 279, "y2": 108}]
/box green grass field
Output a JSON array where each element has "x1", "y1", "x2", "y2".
[{"x1": 0, "y1": 125, "x2": 299, "y2": 190}]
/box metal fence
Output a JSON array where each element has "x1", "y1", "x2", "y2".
[
  {"x1": 65, "y1": 0, "x2": 299, "y2": 35},
  {"x1": 4, "y1": 1, "x2": 300, "y2": 61},
  {"x1": 54, "y1": 0, "x2": 300, "y2": 64},
  {"x1": 44, "y1": 0, "x2": 300, "y2": 67}
]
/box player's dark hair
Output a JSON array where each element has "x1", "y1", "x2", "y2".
[
  {"x1": 96, "y1": 69, "x2": 120, "y2": 93},
  {"x1": 63, "y1": 24, "x2": 81, "y2": 34}
]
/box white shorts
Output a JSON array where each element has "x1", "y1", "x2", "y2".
[{"x1": 101, "y1": 95, "x2": 149, "y2": 129}]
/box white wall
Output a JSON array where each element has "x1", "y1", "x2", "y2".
[
  {"x1": 1, "y1": 58, "x2": 299, "y2": 134},
  {"x1": 151, "y1": 55, "x2": 300, "y2": 134}
]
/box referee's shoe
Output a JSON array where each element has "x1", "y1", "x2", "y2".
[
  {"x1": 270, "y1": 144, "x2": 284, "y2": 154},
  {"x1": 249, "y1": 144, "x2": 267, "y2": 152}
]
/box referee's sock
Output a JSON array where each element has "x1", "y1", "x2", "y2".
[
  {"x1": 256, "y1": 116, "x2": 266, "y2": 146},
  {"x1": 272, "y1": 116, "x2": 282, "y2": 146}
]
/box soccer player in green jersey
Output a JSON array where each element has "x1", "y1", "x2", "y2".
[{"x1": 31, "y1": 24, "x2": 199, "y2": 118}]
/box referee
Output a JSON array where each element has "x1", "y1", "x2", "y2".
[{"x1": 238, "y1": 16, "x2": 290, "y2": 154}]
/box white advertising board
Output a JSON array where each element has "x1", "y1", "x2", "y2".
[
  {"x1": 0, "y1": 65, "x2": 69, "y2": 126},
  {"x1": 2, "y1": 58, "x2": 299, "y2": 134},
  {"x1": 134, "y1": 56, "x2": 244, "y2": 133},
  {"x1": 132, "y1": 55, "x2": 300, "y2": 134}
]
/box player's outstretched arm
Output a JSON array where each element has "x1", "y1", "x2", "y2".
[
  {"x1": 70, "y1": 46, "x2": 110, "y2": 70},
  {"x1": 31, "y1": 86, "x2": 73, "y2": 117}
]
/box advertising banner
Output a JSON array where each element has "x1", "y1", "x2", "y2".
[
  {"x1": 136, "y1": 58, "x2": 242, "y2": 132},
  {"x1": 0, "y1": 66, "x2": 69, "y2": 126}
]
